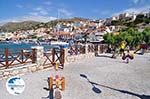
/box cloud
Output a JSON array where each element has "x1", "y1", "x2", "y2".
[
  {"x1": 29, "y1": 12, "x2": 39, "y2": 16},
  {"x1": 43, "y1": 1, "x2": 52, "y2": 5},
  {"x1": 132, "y1": 0, "x2": 140, "y2": 4},
  {"x1": 58, "y1": 8, "x2": 73, "y2": 17},
  {"x1": 131, "y1": 0, "x2": 148, "y2": 4},
  {"x1": 113, "y1": 5, "x2": 150, "y2": 16},
  {"x1": 34, "y1": 7, "x2": 42, "y2": 11},
  {"x1": 16, "y1": 4, "x2": 23, "y2": 8},
  {"x1": 33, "y1": 7, "x2": 49, "y2": 15},
  {"x1": 39, "y1": 10, "x2": 48, "y2": 15},
  {"x1": 92, "y1": 9, "x2": 99, "y2": 13},
  {"x1": 0, "y1": 15, "x2": 57, "y2": 25},
  {"x1": 101, "y1": 10, "x2": 110, "y2": 15}
]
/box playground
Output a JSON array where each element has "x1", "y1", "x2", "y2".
[{"x1": 0, "y1": 52, "x2": 150, "y2": 99}]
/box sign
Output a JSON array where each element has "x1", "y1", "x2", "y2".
[{"x1": 6, "y1": 76, "x2": 25, "y2": 95}]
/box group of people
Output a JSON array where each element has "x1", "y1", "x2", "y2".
[
  {"x1": 111, "y1": 41, "x2": 134, "y2": 63},
  {"x1": 120, "y1": 41, "x2": 134, "y2": 63}
]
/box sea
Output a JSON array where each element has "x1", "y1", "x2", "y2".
[{"x1": 0, "y1": 41, "x2": 53, "y2": 53}]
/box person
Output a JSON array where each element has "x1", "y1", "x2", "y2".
[
  {"x1": 119, "y1": 41, "x2": 126, "y2": 56},
  {"x1": 122, "y1": 50, "x2": 134, "y2": 63},
  {"x1": 126, "y1": 50, "x2": 130, "y2": 63},
  {"x1": 54, "y1": 88, "x2": 62, "y2": 99}
]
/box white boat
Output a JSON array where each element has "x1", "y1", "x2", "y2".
[{"x1": 50, "y1": 41, "x2": 69, "y2": 48}]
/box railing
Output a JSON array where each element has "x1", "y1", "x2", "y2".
[
  {"x1": 0, "y1": 48, "x2": 35, "y2": 69},
  {"x1": 98, "y1": 44, "x2": 108, "y2": 53},
  {"x1": 43, "y1": 48, "x2": 65, "y2": 69},
  {"x1": 68, "y1": 45, "x2": 86, "y2": 55},
  {"x1": 88, "y1": 44, "x2": 95, "y2": 53},
  {"x1": 0, "y1": 43, "x2": 108, "y2": 70}
]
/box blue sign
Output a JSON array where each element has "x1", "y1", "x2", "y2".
[{"x1": 6, "y1": 76, "x2": 25, "y2": 95}]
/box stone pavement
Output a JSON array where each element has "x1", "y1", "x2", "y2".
[{"x1": 0, "y1": 53, "x2": 150, "y2": 99}]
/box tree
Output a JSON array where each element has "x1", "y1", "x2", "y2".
[
  {"x1": 103, "y1": 27, "x2": 146, "y2": 49},
  {"x1": 103, "y1": 33, "x2": 116, "y2": 45},
  {"x1": 143, "y1": 28, "x2": 150, "y2": 45}
]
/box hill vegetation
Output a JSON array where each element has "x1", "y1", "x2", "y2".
[
  {"x1": 111, "y1": 14, "x2": 150, "y2": 28},
  {"x1": 0, "y1": 15, "x2": 149, "y2": 32},
  {"x1": 103, "y1": 27, "x2": 150, "y2": 49},
  {"x1": 0, "y1": 17, "x2": 89, "y2": 32}
]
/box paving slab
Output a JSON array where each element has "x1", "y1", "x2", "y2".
[{"x1": 0, "y1": 53, "x2": 150, "y2": 99}]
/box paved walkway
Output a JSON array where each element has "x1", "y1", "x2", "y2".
[{"x1": 0, "y1": 53, "x2": 150, "y2": 99}]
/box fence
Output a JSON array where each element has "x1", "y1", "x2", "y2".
[
  {"x1": 43, "y1": 48, "x2": 65, "y2": 69},
  {"x1": 0, "y1": 43, "x2": 108, "y2": 70},
  {"x1": 68, "y1": 45, "x2": 86, "y2": 55},
  {"x1": 0, "y1": 48, "x2": 35, "y2": 69}
]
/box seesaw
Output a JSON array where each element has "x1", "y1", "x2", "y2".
[{"x1": 49, "y1": 75, "x2": 65, "y2": 91}]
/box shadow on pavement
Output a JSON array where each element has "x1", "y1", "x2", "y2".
[
  {"x1": 42, "y1": 77, "x2": 54, "y2": 99},
  {"x1": 95, "y1": 54, "x2": 113, "y2": 58},
  {"x1": 42, "y1": 87, "x2": 54, "y2": 99},
  {"x1": 80, "y1": 74, "x2": 150, "y2": 99},
  {"x1": 80, "y1": 74, "x2": 101, "y2": 94}
]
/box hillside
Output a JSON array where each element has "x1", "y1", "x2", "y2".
[
  {"x1": 0, "y1": 21, "x2": 41, "y2": 32},
  {"x1": 111, "y1": 14, "x2": 150, "y2": 28},
  {"x1": 0, "y1": 17, "x2": 89, "y2": 32}
]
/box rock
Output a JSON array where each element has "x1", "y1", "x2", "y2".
[
  {"x1": 30, "y1": 66, "x2": 37, "y2": 72},
  {"x1": 38, "y1": 66, "x2": 43, "y2": 70},
  {"x1": 11, "y1": 70, "x2": 19, "y2": 75},
  {"x1": 22, "y1": 68, "x2": 28, "y2": 73},
  {"x1": 3, "y1": 71, "x2": 10, "y2": 76}
]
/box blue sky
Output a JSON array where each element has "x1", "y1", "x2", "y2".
[{"x1": 0, "y1": 0, "x2": 150, "y2": 24}]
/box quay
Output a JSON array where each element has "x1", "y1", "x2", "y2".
[
  {"x1": 0, "y1": 42, "x2": 150, "y2": 99},
  {"x1": 0, "y1": 52, "x2": 150, "y2": 99}
]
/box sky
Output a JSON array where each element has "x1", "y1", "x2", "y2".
[{"x1": 0, "y1": 0, "x2": 150, "y2": 24}]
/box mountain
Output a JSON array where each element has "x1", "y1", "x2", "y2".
[
  {"x1": 110, "y1": 14, "x2": 150, "y2": 28},
  {"x1": 0, "y1": 17, "x2": 89, "y2": 32},
  {"x1": 0, "y1": 21, "x2": 41, "y2": 32}
]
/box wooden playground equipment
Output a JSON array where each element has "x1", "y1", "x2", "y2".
[
  {"x1": 47, "y1": 62, "x2": 65, "y2": 99},
  {"x1": 49, "y1": 75, "x2": 65, "y2": 91}
]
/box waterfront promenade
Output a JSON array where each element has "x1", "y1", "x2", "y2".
[{"x1": 0, "y1": 53, "x2": 150, "y2": 99}]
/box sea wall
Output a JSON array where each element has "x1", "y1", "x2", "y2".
[{"x1": 0, "y1": 44, "x2": 97, "y2": 80}]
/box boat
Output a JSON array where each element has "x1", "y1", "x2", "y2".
[{"x1": 50, "y1": 41, "x2": 69, "y2": 48}]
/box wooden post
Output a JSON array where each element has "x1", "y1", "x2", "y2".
[
  {"x1": 83, "y1": 46, "x2": 86, "y2": 54},
  {"x1": 5, "y1": 48, "x2": 9, "y2": 68},
  {"x1": 75, "y1": 45, "x2": 78, "y2": 55},
  {"x1": 102, "y1": 44, "x2": 104, "y2": 53},
  {"x1": 49, "y1": 77, "x2": 53, "y2": 91},
  {"x1": 52, "y1": 48, "x2": 55, "y2": 66},
  {"x1": 21, "y1": 50, "x2": 24, "y2": 63},
  {"x1": 88, "y1": 45, "x2": 90, "y2": 52},
  {"x1": 95, "y1": 44, "x2": 98, "y2": 56},
  {"x1": 61, "y1": 49, "x2": 65, "y2": 69},
  {"x1": 32, "y1": 49, "x2": 36, "y2": 63},
  {"x1": 61, "y1": 77, "x2": 65, "y2": 91}
]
